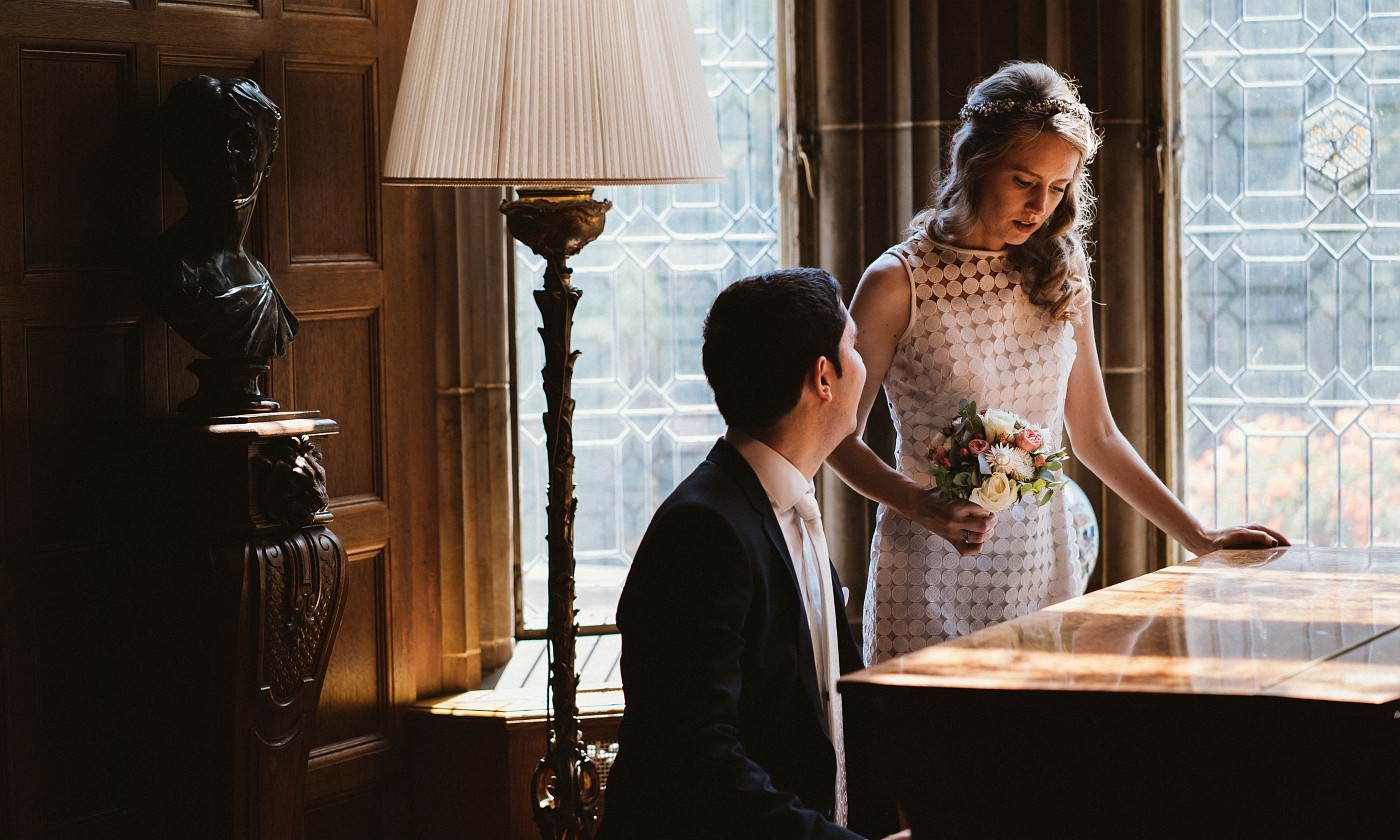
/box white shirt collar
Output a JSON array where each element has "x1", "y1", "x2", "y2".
[{"x1": 725, "y1": 428, "x2": 811, "y2": 512}]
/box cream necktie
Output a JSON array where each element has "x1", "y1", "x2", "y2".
[{"x1": 792, "y1": 488, "x2": 847, "y2": 826}]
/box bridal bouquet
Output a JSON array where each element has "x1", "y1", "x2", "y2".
[{"x1": 926, "y1": 400, "x2": 1069, "y2": 512}]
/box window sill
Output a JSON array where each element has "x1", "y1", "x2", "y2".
[{"x1": 480, "y1": 634, "x2": 622, "y2": 693}]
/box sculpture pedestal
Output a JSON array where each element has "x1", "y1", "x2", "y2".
[{"x1": 142, "y1": 410, "x2": 346, "y2": 839}]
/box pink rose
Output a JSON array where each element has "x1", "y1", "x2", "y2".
[
  {"x1": 967, "y1": 438, "x2": 989, "y2": 455},
  {"x1": 1034, "y1": 454, "x2": 1047, "y2": 468},
  {"x1": 1015, "y1": 427, "x2": 1043, "y2": 452}
]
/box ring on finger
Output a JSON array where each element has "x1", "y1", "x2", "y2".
[{"x1": 962, "y1": 529, "x2": 974, "y2": 545}]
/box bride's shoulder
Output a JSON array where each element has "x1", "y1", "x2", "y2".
[{"x1": 859, "y1": 251, "x2": 910, "y2": 294}]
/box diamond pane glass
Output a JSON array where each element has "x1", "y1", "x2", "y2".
[
  {"x1": 515, "y1": 0, "x2": 778, "y2": 630},
  {"x1": 1181, "y1": 0, "x2": 1400, "y2": 548}
]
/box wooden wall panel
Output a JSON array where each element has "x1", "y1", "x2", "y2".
[
  {"x1": 19, "y1": 46, "x2": 137, "y2": 276},
  {"x1": 305, "y1": 785, "x2": 392, "y2": 840},
  {"x1": 290, "y1": 310, "x2": 382, "y2": 501},
  {"x1": 1, "y1": 2, "x2": 438, "y2": 837},
  {"x1": 286, "y1": 0, "x2": 372, "y2": 19},
  {"x1": 159, "y1": 0, "x2": 258, "y2": 10},
  {"x1": 282, "y1": 60, "x2": 378, "y2": 265},
  {"x1": 160, "y1": 325, "x2": 202, "y2": 411},
  {"x1": 311, "y1": 547, "x2": 390, "y2": 746},
  {"x1": 11, "y1": 548, "x2": 144, "y2": 835},
  {"x1": 24, "y1": 322, "x2": 142, "y2": 547}
]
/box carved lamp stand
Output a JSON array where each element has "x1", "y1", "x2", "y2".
[
  {"x1": 502, "y1": 188, "x2": 611, "y2": 837},
  {"x1": 382, "y1": 3, "x2": 723, "y2": 838}
]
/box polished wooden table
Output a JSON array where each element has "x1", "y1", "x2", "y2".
[{"x1": 840, "y1": 547, "x2": 1400, "y2": 837}]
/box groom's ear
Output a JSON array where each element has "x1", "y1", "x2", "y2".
[{"x1": 811, "y1": 355, "x2": 835, "y2": 401}]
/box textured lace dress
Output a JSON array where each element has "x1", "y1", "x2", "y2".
[{"x1": 863, "y1": 232, "x2": 1089, "y2": 665}]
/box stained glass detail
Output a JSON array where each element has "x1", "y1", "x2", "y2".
[
  {"x1": 515, "y1": 0, "x2": 778, "y2": 630},
  {"x1": 1182, "y1": 1, "x2": 1400, "y2": 548},
  {"x1": 1304, "y1": 100, "x2": 1373, "y2": 179}
]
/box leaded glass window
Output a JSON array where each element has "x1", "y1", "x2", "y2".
[
  {"x1": 514, "y1": 0, "x2": 779, "y2": 632},
  {"x1": 1181, "y1": 0, "x2": 1400, "y2": 547}
]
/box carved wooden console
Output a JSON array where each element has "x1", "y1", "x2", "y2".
[{"x1": 143, "y1": 410, "x2": 346, "y2": 839}]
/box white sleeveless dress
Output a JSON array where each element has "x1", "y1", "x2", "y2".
[{"x1": 863, "y1": 232, "x2": 1088, "y2": 665}]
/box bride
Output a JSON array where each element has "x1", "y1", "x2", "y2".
[{"x1": 826, "y1": 61, "x2": 1288, "y2": 665}]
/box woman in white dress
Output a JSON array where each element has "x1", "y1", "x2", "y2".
[{"x1": 827, "y1": 61, "x2": 1288, "y2": 665}]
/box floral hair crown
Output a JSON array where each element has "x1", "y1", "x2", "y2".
[{"x1": 958, "y1": 97, "x2": 1091, "y2": 124}]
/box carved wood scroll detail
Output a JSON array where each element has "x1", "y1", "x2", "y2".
[{"x1": 256, "y1": 526, "x2": 344, "y2": 708}]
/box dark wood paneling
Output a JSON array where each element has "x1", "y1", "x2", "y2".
[
  {"x1": 159, "y1": 0, "x2": 258, "y2": 10},
  {"x1": 160, "y1": 324, "x2": 202, "y2": 411},
  {"x1": 305, "y1": 784, "x2": 392, "y2": 840},
  {"x1": 24, "y1": 321, "x2": 142, "y2": 547},
  {"x1": 282, "y1": 59, "x2": 379, "y2": 265},
  {"x1": 3, "y1": 544, "x2": 148, "y2": 839},
  {"x1": 3, "y1": 1, "x2": 436, "y2": 836},
  {"x1": 286, "y1": 0, "x2": 371, "y2": 18},
  {"x1": 0, "y1": 8, "x2": 377, "y2": 58},
  {"x1": 311, "y1": 547, "x2": 390, "y2": 746},
  {"x1": 15, "y1": 549, "x2": 143, "y2": 835},
  {"x1": 19, "y1": 45, "x2": 138, "y2": 276},
  {"x1": 289, "y1": 310, "x2": 382, "y2": 501}
]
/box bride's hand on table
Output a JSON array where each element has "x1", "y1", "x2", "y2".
[
  {"x1": 1187, "y1": 523, "x2": 1290, "y2": 556},
  {"x1": 903, "y1": 486, "x2": 995, "y2": 556}
]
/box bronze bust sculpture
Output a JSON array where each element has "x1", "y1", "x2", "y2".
[{"x1": 142, "y1": 76, "x2": 297, "y2": 414}]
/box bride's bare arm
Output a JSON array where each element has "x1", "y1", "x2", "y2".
[
  {"x1": 1061, "y1": 304, "x2": 1288, "y2": 555},
  {"x1": 827, "y1": 255, "x2": 995, "y2": 554}
]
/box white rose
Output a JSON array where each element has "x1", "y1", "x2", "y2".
[
  {"x1": 982, "y1": 409, "x2": 1018, "y2": 440},
  {"x1": 969, "y1": 471, "x2": 1017, "y2": 512}
]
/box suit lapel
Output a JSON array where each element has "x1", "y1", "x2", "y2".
[{"x1": 708, "y1": 438, "x2": 830, "y2": 740}]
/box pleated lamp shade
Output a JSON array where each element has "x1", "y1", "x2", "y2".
[{"x1": 383, "y1": 0, "x2": 725, "y2": 187}]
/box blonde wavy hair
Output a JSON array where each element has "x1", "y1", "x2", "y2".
[{"x1": 911, "y1": 61, "x2": 1100, "y2": 321}]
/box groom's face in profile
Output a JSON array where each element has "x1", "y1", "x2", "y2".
[{"x1": 828, "y1": 310, "x2": 866, "y2": 442}]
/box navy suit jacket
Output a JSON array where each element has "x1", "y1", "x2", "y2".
[{"x1": 598, "y1": 439, "x2": 892, "y2": 840}]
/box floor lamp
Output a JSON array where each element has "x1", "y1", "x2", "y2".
[{"x1": 382, "y1": 2, "x2": 723, "y2": 837}]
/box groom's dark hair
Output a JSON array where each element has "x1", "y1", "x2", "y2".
[{"x1": 702, "y1": 267, "x2": 847, "y2": 434}]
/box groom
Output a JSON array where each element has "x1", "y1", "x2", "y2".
[{"x1": 598, "y1": 269, "x2": 899, "y2": 840}]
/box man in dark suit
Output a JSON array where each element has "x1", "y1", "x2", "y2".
[{"x1": 599, "y1": 268, "x2": 901, "y2": 840}]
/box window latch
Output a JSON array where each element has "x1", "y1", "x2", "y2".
[{"x1": 780, "y1": 120, "x2": 818, "y2": 200}]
